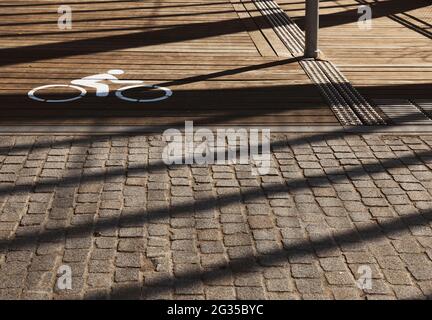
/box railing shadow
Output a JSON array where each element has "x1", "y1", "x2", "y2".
[{"x1": 0, "y1": 112, "x2": 431, "y2": 299}]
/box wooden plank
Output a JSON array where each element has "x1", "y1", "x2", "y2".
[
  {"x1": 229, "y1": 0, "x2": 277, "y2": 56},
  {"x1": 241, "y1": 0, "x2": 292, "y2": 57}
]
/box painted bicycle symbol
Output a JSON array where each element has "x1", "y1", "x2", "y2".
[{"x1": 28, "y1": 69, "x2": 172, "y2": 103}]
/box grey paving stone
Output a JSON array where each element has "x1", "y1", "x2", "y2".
[
  {"x1": 363, "y1": 279, "x2": 393, "y2": 295},
  {"x1": 115, "y1": 253, "x2": 141, "y2": 268},
  {"x1": 205, "y1": 286, "x2": 236, "y2": 299},
  {"x1": 392, "y1": 285, "x2": 424, "y2": 300},
  {"x1": 325, "y1": 271, "x2": 355, "y2": 286},
  {"x1": 407, "y1": 264, "x2": 432, "y2": 281},
  {"x1": 331, "y1": 287, "x2": 362, "y2": 300},
  {"x1": 295, "y1": 279, "x2": 324, "y2": 294},
  {"x1": 236, "y1": 286, "x2": 266, "y2": 300},
  {"x1": 87, "y1": 273, "x2": 113, "y2": 288},
  {"x1": 291, "y1": 263, "x2": 321, "y2": 278},
  {"x1": 115, "y1": 268, "x2": 140, "y2": 282},
  {"x1": 175, "y1": 280, "x2": 204, "y2": 295},
  {"x1": 266, "y1": 278, "x2": 294, "y2": 292},
  {"x1": 2, "y1": 133, "x2": 432, "y2": 299}
]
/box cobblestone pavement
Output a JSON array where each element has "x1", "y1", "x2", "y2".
[{"x1": 1, "y1": 133, "x2": 432, "y2": 300}]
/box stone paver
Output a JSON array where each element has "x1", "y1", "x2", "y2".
[{"x1": 0, "y1": 134, "x2": 431, "y2": 299}]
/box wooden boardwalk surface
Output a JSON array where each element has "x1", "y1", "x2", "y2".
[
  {"x1": 278, "y1": 0, "x2": 432, "y2": 100},
  {"x1": 0, "y1": 0, "x2": 430, "y2": 129},
  {"x1": 0, "y1": 0, "x2": 337, "y2": 128}
]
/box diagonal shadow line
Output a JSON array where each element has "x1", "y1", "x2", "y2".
[
  {"x1": 354, "y1": 0, "x2": 432, "y2": 40},
  {"x1": 0, "y1": 110, "x2": 430, "y2": 296},
  {"x1": 1, "y1": 135, "x2": 431, "y2": 254},
  {"x1": 5, "y1": 60, "x2": 296, "y2": 96},
  {"x1": 281, "y1": 3, "x2": 365, "y2": 12},
  {"x1": 0, "y1": 1, "x2": 238, "y2": 17},
  {"x1": 388, "y1": 12, "x2": 432, "y2": 40},
  {"x1": 90, "y1": 208, "x2": 432, "y2": 299},
  {"x1": 0, "y1": 0, "x2": 138, "y2": 8},
  {"x1": 293, "y1": 0, "x2": 430, "y2": 30},
  {"x1": 0, "y1": 103, "x2": 430, "y2": 202},
  {"x1": 0, "y1": 26, "x2": 171, "y2": 39},
  {"x1": 154, "y1": 57, "x2": 299, "y2": 87},
  {"x1": 0, "y1": 83, "x2": 335, "y2": 138},
  {"x1": 0, "y1": 0, "x2": 428, "y2": 298},
  {"x1": 400, "y1": 10, "x2": 432, "y2": 29},
  {"x1": 0, "y1": 15, "x2": 263, "y2": 67},
  {"x1": 0, "y1": 101, "x2": 429, "y2": 157},
  {"x1": 0, "y1": 0, "x2": 357, "y2": 20},
  {"x1": 2, "y1": 0, "x2": 429, "y2": 67},
  {"x1": 3, "y1": 57, "x2": 293, "y2": 134},
  {"x1": 0, "y1": 9, "x2": 257, "y2": 26},
  {"x1": 0, "y1": 58, "x2": 298, "y2": 82}
]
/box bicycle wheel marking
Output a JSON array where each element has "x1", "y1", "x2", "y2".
[
  {"x1": 28, "y1": 84, "x2": 86, "y2": 103},
  {"x1": 116, "y1": 84, "x2": 173, "y2": 103},
  {"x1": 28, "y1": 82, "x2": 173, "y2": 103}
]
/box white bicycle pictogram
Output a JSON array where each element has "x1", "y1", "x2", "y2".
[{"x1": 28, "y1": 69, "x2": 172, "y2": 103}]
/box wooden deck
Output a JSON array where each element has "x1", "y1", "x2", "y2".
[
  {"x1": 0, "y1": 0, "x2": 337, "y2": 128},
  {"x1": 0, "y1": 0, "x2": 430, "y2": 129},
  {"x1": 278, "y1": 0, "x2": 432, "y2": 100}
]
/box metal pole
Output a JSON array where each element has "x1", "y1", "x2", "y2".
[{"x1": 304, "y1": 0, "x2": 319, "y2": 59}]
